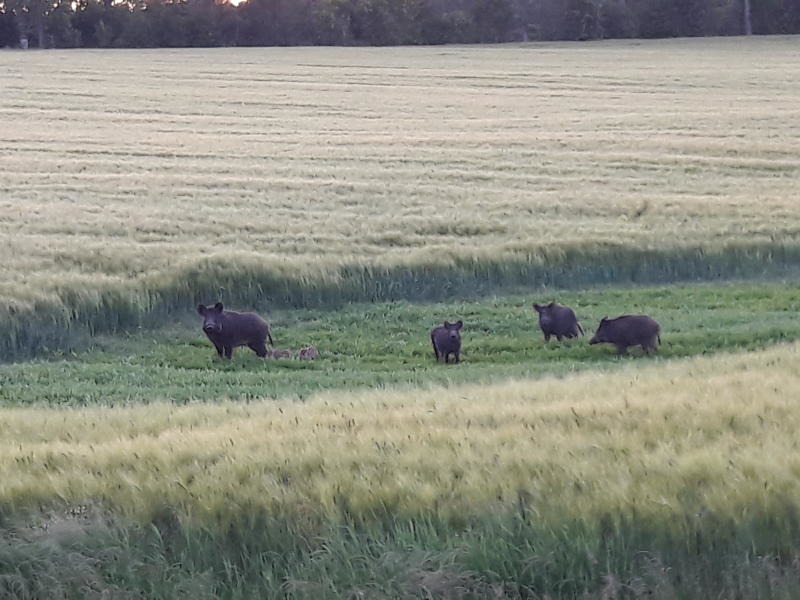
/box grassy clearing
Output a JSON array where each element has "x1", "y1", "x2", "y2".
[
  {"x1": 2, "y1": 342, "x2": 800, "y2": 597},
  {"x1": 2, "y1": 37, "x2": 800, "y2": 356},
  {"x1": 1, "y1": 280, "x2": 799, "y2": 405}
]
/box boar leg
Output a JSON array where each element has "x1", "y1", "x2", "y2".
[
  {"x1": 615, "y1": 344, "x2": 627, "y2": 355},
  {"x1": 212, "y1": 342, "x2": 224, "y2": 358},
  {"x1": 431, "y1": 337, "x2": 440, "y2": 362},
  {"x1": 248, "y1": 341, "x2": 268, "y2": 358},
  {"x1": 224, "y1": 346, "x2": 234, "y2": 360},
  {"x1": 543, "y1": 332, "x2": 551, "y2": 342}
]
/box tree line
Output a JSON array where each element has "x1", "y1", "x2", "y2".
[{"x1": 1, "y1": 0, "x2": 798, "y2": 49}]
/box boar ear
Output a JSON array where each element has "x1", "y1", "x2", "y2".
[
  {"x1": 214, "y1": 302, "x2": 224, "y2": 313},
  {"x1": 443, "y1": 320, "x2": 451, "y2": 328},
  {"x1": 600, "y1": 316, "x2": 608, "y2": 323},
  {"x1": 532, "y1": 303, "x2": 540, "y2": 310},
  {"x1": 548, "y1": 301, "x2": 555, "y2": 307},
  {"x1": 455, "y1": 320, "x2": 463, "y2": 329},
  {"x1": 197, "y1": 304, "x2": 207, "y2": 316}
]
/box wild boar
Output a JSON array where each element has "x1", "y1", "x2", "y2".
[
  {"x1": 589, "y1": 315, "x2": 661, "y2": 355},
  {"x1": 431, "y1": 320, "x2": 463, "y2": 364},
  {"x1": 298, "y1": 345, "x2": 319, "y2": 360},
  {"x1": 268, "y1": 348, "x2": 293, "y2": 359},
  {"x1": 532, "y1": 301, "x2": 584, "y2": 341},
  {"x1": 197, "y1": 302, "x2": 274, "y2": 360}
]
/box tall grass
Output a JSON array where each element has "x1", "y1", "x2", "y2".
[
  {"x1": 3, "y1": 241, "x2": 799, "y2": 359},
  {"x1": 3, "y1": 344, "x2": 800, "y2": 597},
  {"x1": 2, "y1": 343, "x2": 799, "y2": 528}
]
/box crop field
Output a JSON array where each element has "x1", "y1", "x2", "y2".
[
  {"x1": 4, "y1": 341, "x2": 800, "y2": 597},
  {"x1": 2, "y1": 35, "x2": 800, "y2": 599},
  {"x1": 2, "y1": 36, "x2": 800, "y2": 357}
]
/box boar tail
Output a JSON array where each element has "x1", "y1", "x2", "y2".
[
  {"x1": 267, "y1": 328, "x2": 275, "y2": 347},
  {"x1": 577, "y1": 322, "x2": 584, "y2": 337},
  {"x1": 657, "y1": 334, "x2": 661, "y2": 346}
]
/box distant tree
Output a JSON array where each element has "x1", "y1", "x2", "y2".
[
  {"x1": 47, "y1": 1, "x2": 82, "y2": 47},
  {"x1": 94, "y1": 19, "x2": 113, "y2": 46},
  {"x1": 527, "y1": 0, "x2": 567, "y2": 41},
  {"x1": 312, "y1": 0, "x2": 352, "y2": 44},
  {"x1": 4, "y1": 0, "x2": 50, "y2": 47},
  {"x1": 72, "y1": 0, "x2": 107, "y2": 47},
  {"x1": 115, "y1": 8, "x2": 157, "y2": 47},
  {"x1": 743, "y1": 0, "x2": 752, "y2": 33},
  {"x1": 752, "y1": 0, "x2": 800, "y2": 33},
  {"x1": 599, "y1": 0, "x2": 635, "y2": 38},
  {"x1": 563, "y1": 0, "x2": 601, "y2": 40},
  {"x1": 2, "y1": 0, "x2": 798, "y2": 49},
  {"x1": 473, "y1": 0, "x2": 514, "y2": 42},
  {"x1": 0, "y1": 11, "x2": 21, "y2": 47}
]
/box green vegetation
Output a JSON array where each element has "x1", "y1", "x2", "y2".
[
  {"x1": 2, "y1": 281, "x2": 799, "y2": 405},
  {"x1": 2, "y1": 341, "x2": 800, "y2": 598}
]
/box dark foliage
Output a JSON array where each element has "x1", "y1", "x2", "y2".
[{"x1": 0, "y1": 0, "x2": 797, "y2": 48}]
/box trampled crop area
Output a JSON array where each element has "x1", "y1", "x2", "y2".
[{"x1": 2, "y1": 37, "x2": 800, "y2": 598}]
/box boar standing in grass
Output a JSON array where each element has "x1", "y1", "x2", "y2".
[
  {"x1": 197, "y1": 302, "x2": 274, "y2": 360},
  {"x1": 431, "y1": 320, "x2": 463, "y2": 364},
  {"x1": 589, "y1": 314, "x2": 661, "y2": 355},
  {"x1": 268, "y1": 348, "x2": 293, "y2": 359},
  {"x1": 532, "y1": 301, "x2": 584, "y2": 341},
  {"x1": 298, "y1": 345, "x2": 319, "y2": 360}
]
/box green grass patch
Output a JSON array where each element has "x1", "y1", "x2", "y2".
[
  {"x1": 2, "y1": 280, "x2": 799, "y2": 407},
  {"x1": 3, "y1": 506, "x2": 800, "y2": 599}
]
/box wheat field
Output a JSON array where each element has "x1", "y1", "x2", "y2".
[
  {"x1": 3, "y1": 342, "x2": 799, "y2": 527},
  {"x1": 2, "y1": 36, "x2": 800, "y2": 312}
]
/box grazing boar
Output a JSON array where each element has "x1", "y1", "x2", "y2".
[
  {"x1": 197, "y1": 302, "x2": 274, "y2": 360},
  {"x1": 268, "y1": 348, "x2": 293, "y2": 359},
  {"x1": 431, "y1": 320, "x2": 463, "y2": 364},
  {"x1": 589, "y1": 315, "x2": 661, "y2": 355},
  {"x1": 532, "y1": 301, "x2": 584, "y2": 341},
  {"x1": 298, "y1": 345, "x2": 319, "y2": 360}
]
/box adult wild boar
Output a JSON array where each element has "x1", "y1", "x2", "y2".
[
  {"x1": 589, "y1": 315, "x2": 661, "y2": 355},
  {"x1": 431, "y1": 320, "x2": 463, "y2": 364},
  {"x1": 197, "y1": 302, "x2": 274, "y2": 360},
  {"x1": 532, "y1": 301, "x2": 584, "y2": 341}
]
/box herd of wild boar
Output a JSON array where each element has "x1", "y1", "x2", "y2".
[{"x1": 197, "y1": 301, "x2": 661, "y2": 363}]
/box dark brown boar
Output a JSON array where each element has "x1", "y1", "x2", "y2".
[
  {"x1": 197, "y1": 302, "x2": 274, "y2": 360},
  {"x1": 431, "y1": 320, "x2": 462, "y2": 364},
  {"x1": 589, "y1": 315, "x2": 661, "y2": 355},
  {"x1": 532, "y1": 301, "x2": 584, "y2": 341}
]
